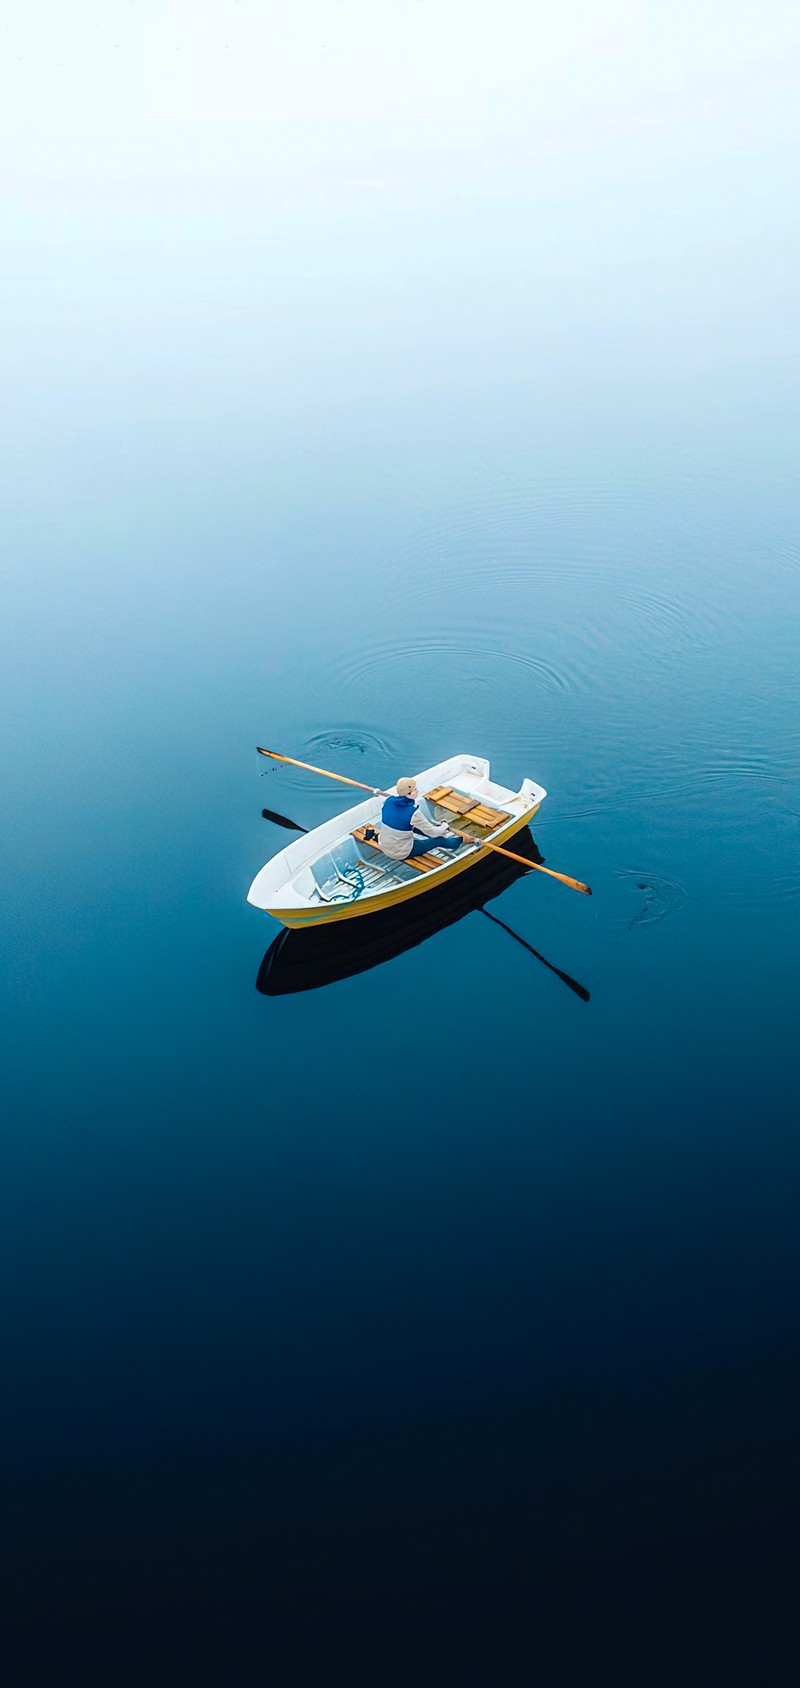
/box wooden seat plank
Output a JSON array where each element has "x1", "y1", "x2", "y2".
[
  {"x1": 468, "y1": 806, "x2": 508, "y2": 828},
  {"x1": 350, "y1": 824, "x2": 445, "y2": 875},
  {"x1": 423, "y1": 785, "x2": 508, "y2": 828},
  {"x1": 426, "y1": 791, "x2": 481, "y2": 817},
  {"x1": 425, "y1": 797, "x2": 507, "y2": 830}
]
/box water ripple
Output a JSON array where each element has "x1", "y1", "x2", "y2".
[
  {"x1": 326, "y1": 634, "x2": 579, "y2": 702},
  {"x1": 561, "y1": 758, "x2": 799, "y2": 823},
  {"x1": 305, "y1": 726, "x2": 397, "y2": 760},
  {"x1": 619, "y1": 585, "x2": 722, "y2": 648},
  {"x1": 261, "y1": 725, "x2": 404, "y2": 794},
  {"x1": 545, "y1": 864, "x2": 688, "y2": 945},
  {"x1": 616, "y1": 870, "x2": 688, "y2": 930},
  {"x1": 378, "y1": 493, "x2": 732, "y2": 696},
  {"x1": 768, "y1": 541, "x2": 800, "y2": 576},
  {"x1": 721, "y1": 872, "x2": 800, "y2": 907}
]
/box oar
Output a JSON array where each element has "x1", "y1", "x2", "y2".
[
  {"x1": 258, "y1": 747, "x2": 383, "y2": 797},
  {"x1": 256, "y1": 745, "x2": 592, "y2": 896},
  {"x1": 449, "y1": 828, "x2": 591, "y2": 894},
  {"x1": 478, "y1": 908, "x2": 590, "y2": 1002},
  {"x1": 261, "y1": 807, "x2": 308, "y2": 833}
]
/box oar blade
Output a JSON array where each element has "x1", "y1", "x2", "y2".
[{"x1": 261, "y1": 808, "x2": 308, "y2": 834}]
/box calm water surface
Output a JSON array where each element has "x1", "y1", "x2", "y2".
[{"x1": 4, "y1": 11, "x2": 800, "y2": 1685}]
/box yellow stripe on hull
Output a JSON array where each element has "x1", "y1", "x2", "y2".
[{"x1": 267, "y1": 806, "x2": 540, "y2": 929}]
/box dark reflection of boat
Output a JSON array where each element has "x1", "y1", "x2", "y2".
[{"x1": 257, "y1": 827, "x2": 545, "y2": 996}]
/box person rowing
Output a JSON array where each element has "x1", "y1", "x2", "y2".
[{"x1": 377, "y1": 775, "x2": 463, "y2": 861}]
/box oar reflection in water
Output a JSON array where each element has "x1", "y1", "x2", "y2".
[
  {"x1": 256, "y1": 806, "x2": 589, "y2": 1001},
  {"x1": 477, "y1": 908, "x2": 590, "y2": 1002}
]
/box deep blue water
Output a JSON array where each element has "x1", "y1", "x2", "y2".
[{"x1": 4, "y1": 11, "x2": 800, "y2": 1684}]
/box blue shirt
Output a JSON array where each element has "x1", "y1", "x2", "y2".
[{"x1": 381, "y1": 795, "x2": 416, "y2": 832}]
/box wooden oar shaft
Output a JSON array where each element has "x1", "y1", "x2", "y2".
[
  {"x1": 451, "y1": 832, "x2": 592, "y2": 895},
  {"x1": 257, "y1": 746, "x2": 591, "y2": 895},
  {"x1": 257, "y1": 746, "x2": 384, "y2": 796}
]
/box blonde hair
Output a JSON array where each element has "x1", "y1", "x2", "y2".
[{"x1": 396, "y1": 776, "x2": 416, "y2": 797}]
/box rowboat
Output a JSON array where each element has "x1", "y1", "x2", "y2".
[
  {"x1": 247, "y1": 753, "x2": 546, "y2": 930},
  {"x1": 257, "y1": 827, "x2": 543, "y2": 991}
]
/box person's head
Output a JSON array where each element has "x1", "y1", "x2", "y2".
[{"x1": 396, "y1": 776, "x2": 418, "y2": 799}]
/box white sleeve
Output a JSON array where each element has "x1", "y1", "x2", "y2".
[{"x1": 411, "y1": 806, "x2": 449, "y2": 837}]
